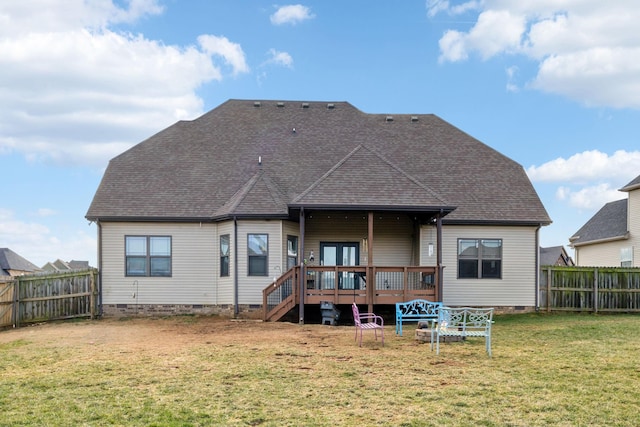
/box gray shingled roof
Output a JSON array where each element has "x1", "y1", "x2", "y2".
[
  {"x1": 86, "y1": 99, "x2": 551, "y2": 225},
  {"x1": 570, "y1": 199, "x2": 628, "y2": 246},
  {"x1": 0, "y1": 248, "x2": 40, "y2": 275},
  {"x1": 620, "y1": 173, "x2": 640, "y2": 192},
  {"x1": 540, "y1": 246, "x2": 573, "y2": 266}
]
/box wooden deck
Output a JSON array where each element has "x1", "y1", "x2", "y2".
[{"x1": 263, "y1": 265, "x2": 439, "y2": 322}]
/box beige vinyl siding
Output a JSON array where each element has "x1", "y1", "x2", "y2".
[
  {"x1": 101, "y1": 222, "x2": 216, "y2": 305},
  {"x1": 629, "y1": 190, "x2": 640, "y2": 266},
  {"x1": 420, "y1": 224, "x2": 439, "y2": 267},
  {"x1": 575, "y1": 240, "x2": 631, "y2": 267},
  {"x1": 439, "y1": 225, "x2": 538, "y2": 307},
  {"x1": 236, "y1": 220, "x2": 282, "y2": 305},
  {"x1": 304, "y1": 212, "x2": 414, "y2": 266}
]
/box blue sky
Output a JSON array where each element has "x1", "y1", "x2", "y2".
[{"x1": 2, "y1": 0, "x2": 640, "y2": 267}]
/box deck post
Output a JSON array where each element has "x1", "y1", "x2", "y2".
[
  {"x1": 299, "y1": 208, "x2": 305, "y2": 324},
  {"x1": 436, "y1": 211, "x2": 443, "y2": 302},
  {"x1": 367, "y1": 212, "x2": 374, "y2": 312}
]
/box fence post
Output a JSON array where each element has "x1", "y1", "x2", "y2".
[
  {"x1": 546, "y1": 267, "x2": 551, "y2": 313},
  {"x1": 593, "y1": 268, "x2": 598, "y2": 314},
  {"x1": 12, "y1": 277, "x2": 20, "y2": 328}
]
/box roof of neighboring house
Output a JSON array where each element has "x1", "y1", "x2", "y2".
[
  {"x1": 620, "y1": 173, "x2": 640, "y2": 192},
  {"x1": 570, "y1": 199, "x2": 628, "y2": 246},
  {"x1": 86, "y1": 99, "x2": 551, "y2": 225},
  {"x1": 540, "y1": 246, "x2": 574, "y2": 266},
  {"x1": 0, "y1": 248, "x2": 41, "y2": 276}
]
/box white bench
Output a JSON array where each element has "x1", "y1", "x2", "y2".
[{"x1": 430, "y1": 307, "x2": 494, "y2": 357}]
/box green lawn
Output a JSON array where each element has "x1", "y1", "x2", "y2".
[{"x1": 0, "y1": 313, "x2": 639, "y2": 426}]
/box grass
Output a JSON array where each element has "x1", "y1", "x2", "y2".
[{"x1": 1, "y1": 313, "x2": 639, "y2": 426}]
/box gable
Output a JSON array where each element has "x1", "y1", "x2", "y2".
[{"x1": 291, "y1": 145, "x2": 453, "y2": 211}]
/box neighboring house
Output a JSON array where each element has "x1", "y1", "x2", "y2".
[
  {"x1": 540, "y1": 246, "x2": 574, "y2": 266},
  {"x1": 570, "y1": 174, "x2": 640, "y2": 267},
  {"x1": 0, "y1": 248, "x2": 41, "y2": 278},
  {"x1": 86, "y1": 99, "x2": 551, "y2": 319},
  {"x1": 42, "y1": 259, "x2": 91, "y2": 272}
]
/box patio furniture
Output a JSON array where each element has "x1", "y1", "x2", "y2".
[
  {"x1": 430, "y1": 307, "x2": 494, "y2": 357},
  {"x1": 395, "y1": 299, "x2": 442, "y2": 336},
  {"x1": 352, "y1": 303, "x2": 384, "y2": 347}
]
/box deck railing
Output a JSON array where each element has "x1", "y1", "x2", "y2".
[{"x1": 263, "y1": 265, "x2": 438, "y2": 321}]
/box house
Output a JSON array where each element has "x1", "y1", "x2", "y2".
[
  {"x1": 42, "y1": 259, "x2": 91, "y2": 272},
  {"x1": 0, "y1": 248, "x2": 41, "y2": 278},
  {"x1": 86, "y1": 99, "x2": 551, "y2": 320},
  {"x1": 540, "y1": 246, "x2": 574, "y2": 266},
  {"x1": 570, "y1": 174, "x2": 640, "y2": 267}
]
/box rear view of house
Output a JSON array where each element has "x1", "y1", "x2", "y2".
[{"x1": 86, "y1": 99, "x2": 551, "y2": 320}]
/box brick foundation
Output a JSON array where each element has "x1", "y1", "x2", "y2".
[{"x1": 100, "y1": 304, "x2": 264, "y2": 319}]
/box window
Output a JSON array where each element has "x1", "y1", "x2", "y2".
[
  {"x1": 125, "y1": 236, "x2": 171, "y2": 277},
  {"x1": 458, "y1": 239, "x2": 502, "y2": 279},
  {"x1": 287, "y1": 235, "x2": 298, "y2": 269},
  {"x1": 621, "y1": 247, "x2": 633, "y2": 267},
  {"x1": 220, "y1": 234, "x2": 230, "y2": 277},
  {"x1": 248, "y1": 234, "x2": 268, "y2": 276}
]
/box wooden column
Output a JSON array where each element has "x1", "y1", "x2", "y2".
[
  {"x1": 367, "y1": 212, "x2": 374, "y2": 313},
  {"x1": 298, "y1": 208, "x2": 305, "y2": 324},
  {"x1": 436, "y1": 212, "x2": 443, "y2": 302}
]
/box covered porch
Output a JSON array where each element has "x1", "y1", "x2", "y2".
[{"x1": 263, "y1": 209, "x2": 450, "y2": 322}]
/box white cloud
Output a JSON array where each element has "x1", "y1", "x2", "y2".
[
  {"x1": 264, "y1": 48, "x2": 294, "y2": 68},
  {"x1": 528, "y1": 149, "x2": 640, "y2": 211},
  {"x1": 527, "y1": 150, "x2": 640, "y2": 183},
  {"x1": 555, "y1": 183, "x2": 623, "y2": 210},
  {"x1": 0, "y1": 1, "x2": 249, "y2": 168},
  {"x1": 270, "y1": 4, "x2": 314, "y2": 25},
  {"x1": 197, "y1": 35, "x2": 250, "y2": 75},
  {"x1": 430, "y1": 1, "x2": 640, "y2": 109},
  {"x1": 0, "y1": 208, "x2": 96, "y2": 267}
]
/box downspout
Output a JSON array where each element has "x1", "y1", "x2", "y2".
[
  {"x1": 97, "y1": 220, "x2": 103, "y2": 316},
  {"x1": 234, "y1": 216, "x2": 239, "y2": 318},
  {"x1": 535, "y1": 225, "x2": 541, "y2": 311}
]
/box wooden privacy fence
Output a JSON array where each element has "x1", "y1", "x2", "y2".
[
  {"x1": 540, "y1": 266, "x2": 640, "y2": 313},
  {"x1": 0, "y1": 269, "x2": 99, "y2": 328}
]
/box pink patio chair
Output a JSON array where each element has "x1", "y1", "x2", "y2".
[{"x1": 352, "y1": 303, "x2": 384, "y2": 347}]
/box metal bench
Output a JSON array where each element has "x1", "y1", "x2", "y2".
[
  {"x1": 352, "y1": 303, "x2": 384, "y2": 347},
  {"x1": 395, "y1": 299, "x2": 442, "y2": 336},
  {"x1": 430, "y1": 307, "x2": 494, "y2": 357}
]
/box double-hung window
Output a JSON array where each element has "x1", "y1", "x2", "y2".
[
  {"x1": 125, "y1": 236, "x2": 172, "y2": 277},
  {"x1": 458, "y1": 239, "x2": 502, "y2": 279},
  {"x1": 220, "y1": 234, "x2": 230, "y2": 277},
  {"x1": 287, "y1": 235, "x2": 298, "y2": 269},
  {"x1": 621, "y1": 247, "x2": 633, "y2": 267},
  {"x1": 248, "y1": 234, "x2": 268, "y2": 276}
]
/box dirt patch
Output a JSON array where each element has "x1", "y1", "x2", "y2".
[{"x1": 0, "y1": 316, "x2": 350, "y2": 355}]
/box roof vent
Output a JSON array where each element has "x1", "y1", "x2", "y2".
[
  {"x1": 277, "y1": 102, "x2": 285, "y2": 108},
  {"x1": 301, "y1": 102, "x2": 310, "y2": 108},
  {"x1": 386, "y1": 116, "x2": 394, "y2": 122},
  {"x1": 327, "y1": 103, "x2": 335, "y2": 109},
  {"x1": 411, "y1": 116, "x2": 419, "y2": 122},
  {"x1": 253, "y1": 101, "x2": 261, "y2": 107}
]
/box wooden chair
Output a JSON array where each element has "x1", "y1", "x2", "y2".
[{"x1": 352, "y1": 303, "x2": 384, "y2": 347}]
